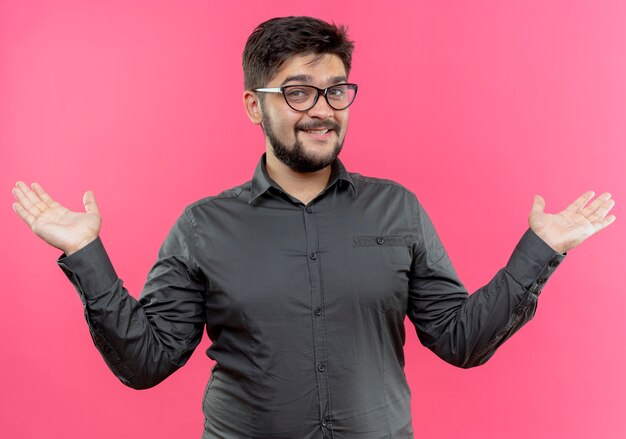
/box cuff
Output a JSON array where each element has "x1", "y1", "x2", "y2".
[
  {"x1": 505, "y1": 228, "x2": 566, "y2": 295},
  {"x1": 57, "y1": 237, "x2": 118, "y2": 300}
]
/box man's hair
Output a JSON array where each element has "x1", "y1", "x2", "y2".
[{"x1": 242, "y1": 16, "x2": 354, "y2": 90}]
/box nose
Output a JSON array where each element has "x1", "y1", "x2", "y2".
[{"x1": 306, "y1": 93, "x2": 335, "y2": 119}]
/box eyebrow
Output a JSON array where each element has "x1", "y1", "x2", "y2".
[{"x1": 280, "y1": 75, "x2": 348, "y2": 87}]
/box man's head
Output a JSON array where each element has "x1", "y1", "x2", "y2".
[{"x1": 242, "y1": 17, "x2": 356, "y2": 173}]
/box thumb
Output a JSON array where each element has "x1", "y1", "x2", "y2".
[
  {"x1": 531, "y1": 194, "x2": 545, "y2": 215},
  {"x1": 83, "y1": 191, "x2": 100, "y2": 215}
]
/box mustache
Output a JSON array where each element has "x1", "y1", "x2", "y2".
[{"x1": 295, "y1": 121, "x2": 340, "y2": 132}]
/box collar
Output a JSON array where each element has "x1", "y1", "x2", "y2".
[{"x1": 248, "y1": 154, "x2": 356, "y2": 205}]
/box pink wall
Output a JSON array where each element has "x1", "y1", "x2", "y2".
[{"x1": 1, "y1": 1, "x2": 624, "y2": 437}]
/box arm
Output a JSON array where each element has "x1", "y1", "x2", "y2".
[
  {"x1": 12, "y1": 182, "x2": 206, "y2": 389},
  {"x1": 407, "y1": 192, "x2": 615, "y2": 368}
]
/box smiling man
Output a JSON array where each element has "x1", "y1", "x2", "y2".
[{"x1": 11, "y1": 16, "x2": 616, "y2": 439}]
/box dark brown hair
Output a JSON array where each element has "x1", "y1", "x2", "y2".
[{"x1": 242, "y1": 16, "x2": 354, "y2": 90}]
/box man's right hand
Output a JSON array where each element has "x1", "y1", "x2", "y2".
[{"x1": 12, "y1": 181, "x2": 101, "y2": 256}]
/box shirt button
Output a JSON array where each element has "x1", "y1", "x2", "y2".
[
  {"x1": 376, "y1": 237, "x2": 385, "y2": 245},
  {"x1": 309, "y1": 252, "x2": 318, "y2": 260},
  {"x1": 314, "y1": 307, "x2": 323, "y2": 316},
  {"x1": 305, "y1": 207, "x2": 313, "y2": 214},
  {"x1": 549, "y1": 260, "x2": 560, "y2": 268},
  {"x1": 318, "y1": 362, "x2": 327, "y2": 372}
]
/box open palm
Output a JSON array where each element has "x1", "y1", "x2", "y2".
[
  {"x1": 529, "y1": 191, "x2": 616, "y2": 254},
  {"x1": 12, "y1": 181, "x2": 101, "y2": 255}
]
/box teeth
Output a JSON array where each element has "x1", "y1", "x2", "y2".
[{"x1": 305, "y1": 129, "x2": 329, "y2": 134}]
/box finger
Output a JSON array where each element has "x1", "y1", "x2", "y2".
[
  {"x1": 31, "y1": 182, "x2": 60, "y2": 208},
  {"x1": 565, "y1": 191, "x2": 595, "y2": 213},
  {"x1": 12, "y1": 202, "x2": 36, "y2": 227},
  {"x1": 593, "y1": 214, "x2": 616, "y2": 233},
  {"x1": 588, "y1": 198, "x2": 615, "y2": 222},
  {"x1": 83, "y1": 191, "x2": 100, "y2": 215},
  {"x1": 15, "y1": 181, "x2": 48, "y2": 212},
  {"x1": 12, "y1": 186, "x2": 42, "y2": 217},
  {"x1": 581, "y1": 192, "x2": 612, "y2": 218},
  {"x1": 530, "y1": 195, "x2": 545, "y2": 215}
]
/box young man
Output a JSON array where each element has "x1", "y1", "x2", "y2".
[{"x1": 12, "y1": 16, "x2": 615, "y2": 439}]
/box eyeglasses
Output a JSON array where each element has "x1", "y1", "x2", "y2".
[{"x1": 254, "y1": 83, "x2": 358, "y2": 112}]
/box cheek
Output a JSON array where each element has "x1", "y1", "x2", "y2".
[
  {"x1": 273, "y1": 113, "x2": 301, "y2": 136},
  {"x1": 338, "y1": 113, "x2": 349, "y2": 133},
  {"x1": 337, "y1": 107, "x2": 349, "y2": 123}
]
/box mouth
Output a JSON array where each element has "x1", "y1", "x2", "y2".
[
  {"x1": 297, "y1": 124, "x2": 339, "y2": 141},
  {"x1": 302, "y1": 128, "x2": 331, "y2": 135},
  {"x1": 299, "y1": 129, "x2": 334, "y2": 141}
]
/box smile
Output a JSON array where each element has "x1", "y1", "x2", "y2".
[{"x1": 304, "y1": 129, "x2": 330, "y2": 135}]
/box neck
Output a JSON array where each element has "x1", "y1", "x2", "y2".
[{"x1": 265, "y1": 152, "x2": 332, "y2": 205}]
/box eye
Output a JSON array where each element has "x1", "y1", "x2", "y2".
[
  {"x1": 327, "y1": 86, "x2": 347, "y2": 99},
  {"x1": 285, "y1": 87, "x2": 313, "y2": 101}
]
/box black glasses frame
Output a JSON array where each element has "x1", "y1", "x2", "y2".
[{"x1": 254, "y1": 83, "x2": 358, "y2": 112}]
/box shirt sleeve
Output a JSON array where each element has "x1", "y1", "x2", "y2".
[
  {"x1": 406, "y1": 200, "x2": 565, "y2": 368},
  {"x1": 57, "y1": 208, "x2": 206, "y2": 389}
]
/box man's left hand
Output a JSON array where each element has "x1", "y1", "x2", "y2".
[{"x1": 529, "y1": 191, "x2": 616, "y2": 254}]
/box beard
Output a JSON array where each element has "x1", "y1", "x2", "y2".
[{"x1": 261, "y1": 114, "x2": 344, "y2": 173}]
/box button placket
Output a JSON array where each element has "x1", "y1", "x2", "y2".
[{"x1": 302, "y1": 205, "x2": 331, "y2": 428}]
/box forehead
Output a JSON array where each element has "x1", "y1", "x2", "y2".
[{"x1": 269, "y1": 53, "x2": 347, "y2": 86}]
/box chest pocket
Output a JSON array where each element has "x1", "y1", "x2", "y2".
[{"x1": 349, "y1": 235, "x2": 412, "y2": 314}]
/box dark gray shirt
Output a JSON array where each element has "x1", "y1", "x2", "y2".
[{"x1": 58, "y1": 155, "x2": 564, "y2": 438}]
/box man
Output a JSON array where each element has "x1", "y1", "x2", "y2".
[{"x1": 11, "y1": 16, "x2": 615, "y2": 439}]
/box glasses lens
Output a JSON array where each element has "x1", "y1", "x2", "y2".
[
  {"x1": 282, "y1": 84, "x2": 358, "y2": 111},
  {"x1": 326, "y1": 84, "x2": 357, "y2": 110},
  {"x1": 283, "y1": 86, "x2": 318, "y2": 111}
]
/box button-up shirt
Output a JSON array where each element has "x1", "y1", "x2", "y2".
[{"x1": 58, "y1": 155, "x2": 564, "y2": 438}]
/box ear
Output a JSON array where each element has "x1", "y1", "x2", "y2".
[{"x1": 243, "y1": 90, "x2": 263, "y2": 125}]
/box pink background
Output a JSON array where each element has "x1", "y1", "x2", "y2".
[{"x1": 1, "y1": 1, "x2": 624, "y2": 437}]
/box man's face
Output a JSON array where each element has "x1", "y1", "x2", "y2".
[{"x1": 259, "y1": 53, "x2": 350, "y2": 173}]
